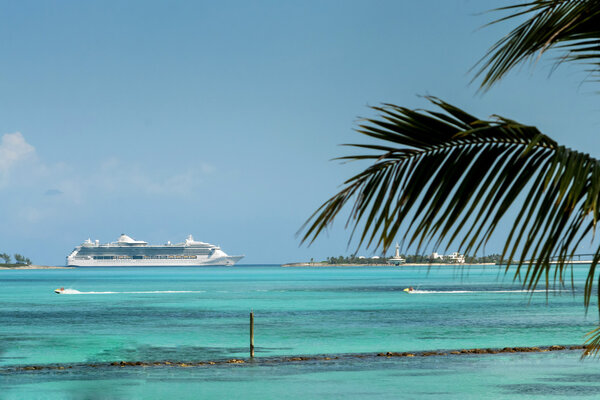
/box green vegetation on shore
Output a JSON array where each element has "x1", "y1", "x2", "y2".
[
  {"x1": 322, "y1": 254, "x2": 502, "y2": 265},
  {"x1": 0, "y1": 252, "x2": 32, "y2": 266}
]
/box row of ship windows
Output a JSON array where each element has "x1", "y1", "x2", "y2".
[{"x1": 92, "y1": 256, "x2": 198, "y2": 260}]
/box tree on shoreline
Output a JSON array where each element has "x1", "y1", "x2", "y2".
[
  {"x1": 0, "y1": 253, "x2": 10, "y2": 264},
  {"x1": 14, "y1": 254, "x2": 31, "y2": 265},
  {"x1": 301, "y1": 1, "x2": 600, "y2": 355}
]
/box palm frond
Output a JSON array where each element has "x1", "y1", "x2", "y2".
[
  {"x1": 300, "y1": 97, "x2": 600, "y2": 352},
  {"x1": 475, "y1": 0, "x2": 600, "y2": 89},
  {"x1": 585, "y1": 326, "x2": 600, "y2": 358}
]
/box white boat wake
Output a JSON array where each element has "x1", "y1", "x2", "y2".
[
  {"x1": 409, "y1": 289, "x2": 559, "y2": 294},
  {"x1": 56, "y1": 289, "x2": 205, "y2": 295}
]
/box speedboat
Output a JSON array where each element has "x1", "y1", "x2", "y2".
[{"x1": 54, "y1": 287, "x2": 65, "y2": 294}]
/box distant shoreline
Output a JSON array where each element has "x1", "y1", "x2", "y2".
[
  {"x1": 0, "y1": 265, "x2": 73, "y2": 270},
  {"x1": 281, "y1": 262, "x2": 498, "y2": 267},
  {"x1": 282, "y1": 260, "x2": 594, "y2": 267}
]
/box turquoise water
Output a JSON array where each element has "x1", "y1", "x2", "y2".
[{"x1": 1, "y1": 265, "x2": 599, "y2": 399}]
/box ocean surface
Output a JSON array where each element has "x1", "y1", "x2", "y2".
[{"x1": 1, "y1": 264, "x2": 600, "y2": 399}]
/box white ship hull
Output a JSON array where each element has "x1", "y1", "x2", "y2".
[
  {"x1": 67, "y1": 255, "x2": 243, "y2": 267},
  {"x1": 66, "y1": 234, "x2": 244, "y2": 267}
]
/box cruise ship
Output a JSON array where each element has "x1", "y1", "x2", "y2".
[{"x1": 66, "y1": 234, "x2": 244, "y2": 267}]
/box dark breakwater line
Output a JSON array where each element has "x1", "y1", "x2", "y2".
[{"x1": 0, "y1": 345, "x2": 587, "y2": 373}]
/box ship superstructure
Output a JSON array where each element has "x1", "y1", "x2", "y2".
[{"x1": 66, "y1": 234, "x2": 243, "y2": 266}]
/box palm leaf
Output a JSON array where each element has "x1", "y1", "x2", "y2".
[
  {"x1": 474, "y1": 0, "x2": 600, "y2": 89},
  {"x1": 300, "y1": 97, "x2": 600, "y2": 353}
]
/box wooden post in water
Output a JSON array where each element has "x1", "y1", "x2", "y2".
[{"x1": 250, "y1": 311, "x2": 255, "y2": 358}]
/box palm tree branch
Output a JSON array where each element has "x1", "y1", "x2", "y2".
[
  {"x1": 474, "y1": 0, "x2": 600, "y2": 89},
  {"x1": 300, "y1": 97, "x2": 600, "y2": 318}
]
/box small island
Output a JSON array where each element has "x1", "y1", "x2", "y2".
[
  {"x1": 283, "y1": 250, "x2": 503, "y2": 267},
  {"x1": 0, "y1": 252, "x2": 71, "y2": 270}
]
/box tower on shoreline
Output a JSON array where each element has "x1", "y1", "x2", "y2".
[{"x1": 389, "y1": 243, "x2": 406, "y2": 266}]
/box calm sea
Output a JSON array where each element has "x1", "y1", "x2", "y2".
[{"x1": 1, "y1": 265, "x2": 599, "y2": 399}]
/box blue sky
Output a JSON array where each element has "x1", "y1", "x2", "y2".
[{"x1": 1, "y1": 0, "x2": 598, "y2": 264}]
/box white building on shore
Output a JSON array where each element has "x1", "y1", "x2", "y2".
[
  {"x1": 429, "y1": 251, "x2": 465, "y2": 263},
  {"x1": 446, "y1": 252, "x2": 465, "y2": 263},
  {"x1": 389, "y1": 243, "x2": 406, "y2": 266}
]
